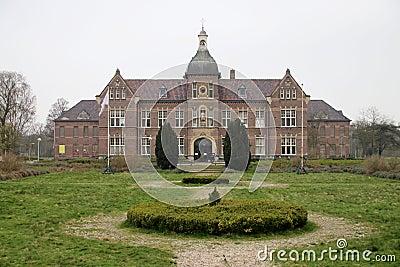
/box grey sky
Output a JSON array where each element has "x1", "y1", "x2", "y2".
[{"x1": 1, "y1": 0, "x2": 399, "y2": 124}]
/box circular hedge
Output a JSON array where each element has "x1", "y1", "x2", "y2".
[{"x1": 127, "y1": 200, "x2": 307, "y2": 235}]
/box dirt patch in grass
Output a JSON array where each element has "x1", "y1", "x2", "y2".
[{"x1": 65, "y1": 212, "x2": 370, "y2": 267}]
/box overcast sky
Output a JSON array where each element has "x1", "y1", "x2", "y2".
[{"x1": 1, "y1": 0, "x2": 399, "y2": 124}]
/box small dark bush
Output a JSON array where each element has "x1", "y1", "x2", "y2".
[
  {"x1": 208, "y1": 187, "x2": 221, "y2": 206},
  {"x1": 182, "y1": 177, "x2": 229, "y2": 184},
  {"x1": 110, "y1": 156, "x2": 128, "y2": 172},
  {"x1": 127, "y1": 199, "x2": 308, "y2": 235}
]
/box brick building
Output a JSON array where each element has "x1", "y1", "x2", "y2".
[{"x1": 54, "y1": 28, "x2": 350, "y2": 159}]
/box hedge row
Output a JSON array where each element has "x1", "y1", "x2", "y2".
[
  {"x1": 182, "y1": 177, "x2": 229, "y2": 184},
  {"x1": 371, "y1": 171, "x2": 400, "y2": 180},
  {"x1": 0, "y1": 169, "x2": 50, "y2": 181},
  {"x1": 127, "y1": 200, "x2": 307, "y2": 235}
]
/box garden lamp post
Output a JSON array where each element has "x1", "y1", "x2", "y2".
[{"x1": 37, "y1": 137, "x2": 41, "y2": 161}]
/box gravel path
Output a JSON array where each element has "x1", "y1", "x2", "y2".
[{"x1": 65, "y1": 213, "x2": 370, "y2": 266}]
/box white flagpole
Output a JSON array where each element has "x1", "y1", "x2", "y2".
[
  {"x1": 301, "y1": 85, "x2": 304, "y2": 168},
  {"x1": 107, "y1": 101, "x2": 110, "y2": 168}
]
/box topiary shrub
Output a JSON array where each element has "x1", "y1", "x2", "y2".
[
  {"x1": 127, "y1": 199, "x2": 308, "y2": 235},
  {"x1": 155, "y1": 123, "x2": 178, "y2": 169}
]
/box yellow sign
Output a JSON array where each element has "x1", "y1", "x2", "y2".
[{"x1": 59, "y1": 145, "x2": 65, "y2": 154}]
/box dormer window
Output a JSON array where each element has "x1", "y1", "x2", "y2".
[
  {"x1": 77, "y1": 110, "x2": 90, "y2": 120},
  {"x1": 238, "y1": 85, "x2": 247, "y2": 98},
  {"x1": 159, "y1": 85, "x2": 167, "y2": 98}
]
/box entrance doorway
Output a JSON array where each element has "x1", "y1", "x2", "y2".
[{"x1": 194, "y1": 138, "x2": 212, "y2": 161}]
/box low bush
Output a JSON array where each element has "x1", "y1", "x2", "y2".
[
  {"x1": 364, "y1": 155, "x2": 390, "y2": 174},
  {"x1": 0, "y1": 154, "x2": 23, "y2": 173},
  {"x1": 182, "y1": 177, "x2": 229, "y2": 184},
  {"x1": 110, "y1": 156, "x2": 128, "y2": 172},
  {"x1": 127, "y1": 199, "x2": 307, "y2": 235}
]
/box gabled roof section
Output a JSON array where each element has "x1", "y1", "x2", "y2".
[
  {"x1": 308, "y1": 100, "x2": 351, "y2": 122},
  {"x1": 54, "y1": 100, "x2": 98, "y2": 122},
  {"x1": 97, "y1": 69, "x2": 144, "y2": 99},
  {"x1": 271, "y1": 68, "x2": 309, "y2": 98}
]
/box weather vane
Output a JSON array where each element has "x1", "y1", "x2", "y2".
[{"x1": 201, "y1": 18, "x2": 205, "y2": 30}]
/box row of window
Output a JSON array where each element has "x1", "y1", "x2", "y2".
[
  {"x1": 280, "y1": 88, "x2": 297, "y2": 100},
  {"x1": 109, "y1": 88, "x2": 126, "y2": 100},
  {"x1": 141, "y1": 109, "x2": 266, "y2": 128},
  {"x1": 60, "y1": 136, "x2": 297, "y2": 157},
  {"x1": 60, "y1": 126, "x2": 98, "y2": 138},
  {"x1": 319, "y1": 125, "x2": 346, "y2": 137},
  {"x1": 319, "y1": 144, "x2": 346, "y2": 157}
]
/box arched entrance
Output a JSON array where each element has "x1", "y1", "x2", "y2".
[{"x1": 194, "y1": 138, "x2": 212, "y2": 161}]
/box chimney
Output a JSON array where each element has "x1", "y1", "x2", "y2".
[{"x1": 230, "y1": 69, "x2": 235, "y2": 79}]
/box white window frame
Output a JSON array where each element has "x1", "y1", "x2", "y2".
[
  {"x1": 255, "y1": 137, "x2": 265, "y2": 155},
  {"x1": 192, "y1": 109, "x2": 198, "y2": 127},
  {"x1": 280, "y1": 88, "x2": 285, "y2": 99},
  {"x1": 222, "y1": 110, "x2": 231, "y2": 127},
  {"x1": 121, "y1": 88, "x2": 126, "y2": 99},
  {"x1": 141, "y1": 137, "x2": 151, "y2": 155},
  {"x1": 281, "y1": 136, "x2": 296, "y2": 155},
  {"x1": 110, "y1": 137, "x2": 125, "y2": 155},
  {"x1": 208, "y1": 109, "x2": 214, "y2": 127},
  {"x1": 291, "y1": 88, "x2": 296, "y2": 99},
  {"x1": 286, "y1": 89, "x2": 291, "y2": 99},
  {"x1": 110, "y1": 108, "x2": 125, "y2": 127},
  {"x1": 178, "y1": 137, "x2": 184, "y2": 156},
  {"x1": 109, "y1": 88, "x2": 114, "y2": 99},
  {"x1": 115, "y1": 88, "x2": 120, "y2": 99},
  {"x1": 158, "y1": 109, "x2": 167, "y2": 127},
  {"x1": 255, "y1": 110, "x2": 265, "y2": 128},
  {"x1": 281, "y1": 108, "x2": 296, "y2": 127},
  {"x1": 175, "y1": 109, "x2": 184, "y2": 127},
  {"x1": 192, "y1": 82, "x2": 197, "y2": 98},
  {"x1": 238, "y1": 109, "x2": 248, "y2": 127},
  {"x1": 208, "y1": 83, "x2": 213, "y2": 98},
  {"x1": 141, "y1": 110, "x2": 151, "y2": 128}
]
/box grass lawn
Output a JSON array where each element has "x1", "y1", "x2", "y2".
[{"x1": 0, "y1": 169, "x2": 399, "y2": 266}]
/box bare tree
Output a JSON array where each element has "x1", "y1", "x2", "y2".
[
  {"x1": 44, "y1": 98, "x2": 69, "y2": 140},
  {"x1": 353, "y1": 107, "x2": 400, "y2": 156},
  {"x1": 0, "y1": 71, "x2": 36, "y2": 153}
]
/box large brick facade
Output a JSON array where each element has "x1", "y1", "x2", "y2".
[{"x1": 54, "y1": 28, "x2": 351, "y2": 160}]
